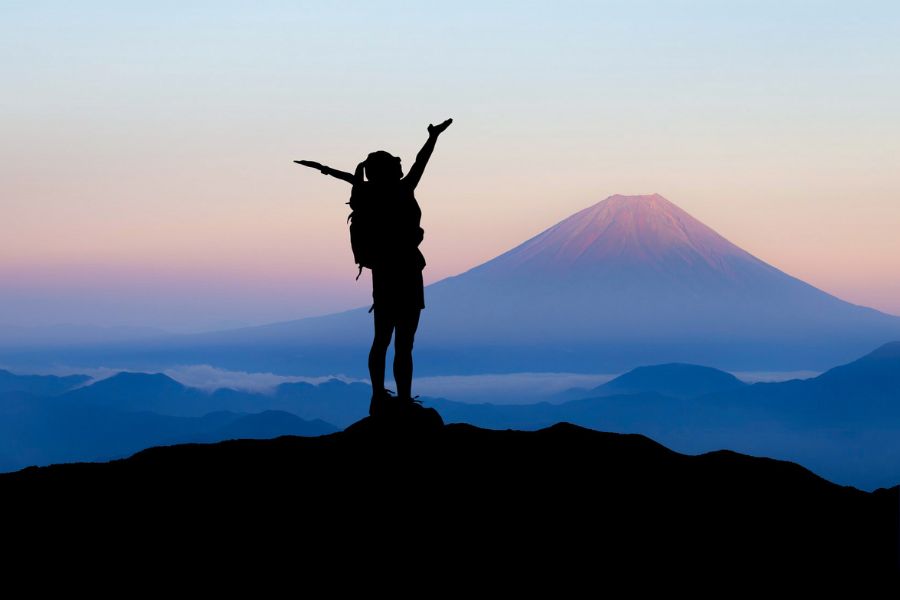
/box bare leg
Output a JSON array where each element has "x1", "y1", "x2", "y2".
[
  {"x1": 393, "y1": 309, "x2": 421, "y2": 399},
  {"x1": 368, "y1": 307, "x2": 394, "y2": 395}
]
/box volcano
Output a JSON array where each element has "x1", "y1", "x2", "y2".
[
  {"x1": 462, "y1": 193, "x2": 765, "y2": 279},
  {"x1": 32, "y1": 194, "x2": 900, "y2": 375},
  {"x1": 404, "y1": 194, "x2": 900, "y2": 369}
]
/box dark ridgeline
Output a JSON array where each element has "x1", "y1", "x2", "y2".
[
  {"x1": 1, "y1": 415, "x2": 897, "y2": 580},
  {"x1": 296, "y1": 119, "x2": 452, "y2": 415}
]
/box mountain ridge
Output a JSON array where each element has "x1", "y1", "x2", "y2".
[
  {"x1": 467, "y1": 194, "x2": 762, "y2": 278},
  {"x1": 2, "y1": 419, "x2": 896, "y2": 575},
  {"x1": 2, "y1": 343, "x2": 899, "y2": 488},
  {"x1": 597, "y1": 362, "x2": 747, "y2": 398},
  {"x1": 426, "y1": 340, "x2": 900, "y2": 489},
  {"x1": 4, "y1": 193, "x2": 899, "y2": 375}
]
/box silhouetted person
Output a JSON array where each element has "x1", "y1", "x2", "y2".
[{"x1": 296, "y1": 118, "x2": 452, "y2": 416}]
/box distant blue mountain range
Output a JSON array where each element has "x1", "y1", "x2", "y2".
[
  {"x1": 2, "y1": 341, "x2": 899, "y2": 489},
  {"x1": 552, "y1": 362, "x2": 747, "y2": 402},
  {"x1": 0, "y1": 371, "x2": 338, "y2": 471},
  {"x1": 429, "y1": 342, "x2": 900, "y2": 490},
  {"x1": 0, "y1": 369, "x2": 91, "y2": 396},
  {"x1": 58, "y1": 372, "x2": 372, "y2": 423}
]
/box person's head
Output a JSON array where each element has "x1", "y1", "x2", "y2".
[{"x1": 365, "y1": 151, "x2": 403, "y2": 182}]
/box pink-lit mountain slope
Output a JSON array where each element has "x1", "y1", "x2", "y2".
[
  {"x1": 50, "y1": 194, "x2": 900, "y2": 375},
  {"x1": 415, "y1": 194, "x2": 900, "y2": 370},
  {"x1": 451, "y1": 194, "x2": 806, "y2": 291}
]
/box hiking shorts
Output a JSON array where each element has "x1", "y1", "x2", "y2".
[{"x1": 372, "y1": 266, "x2": 425, "y2": 311}]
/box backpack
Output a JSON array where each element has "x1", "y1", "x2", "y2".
[
  {"x1": 347, "y1": 182, "x2": 379, "y2": 280},
  {"x1": 346, "y1": 180, "x2": 425, "y2": 280}
]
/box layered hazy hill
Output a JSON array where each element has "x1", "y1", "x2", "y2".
[
  {"x1": 0, "y1": 371, "x2": 339, "y2": 471},
  {"x1": 3, "y1": 343, "x2": 900, "y2": 488},
  {"x1": 429, "y1": 341, "x2": 900, "y2": 489}
]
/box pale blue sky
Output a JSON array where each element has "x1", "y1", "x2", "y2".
[{"x1": 3, "y1": 1, "x2": 900, "y2": 330}]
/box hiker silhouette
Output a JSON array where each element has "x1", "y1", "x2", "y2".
[{"x1": 296, "y1": 118, "x2": 452, "y2": 417}]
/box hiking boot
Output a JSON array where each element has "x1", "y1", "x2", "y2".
[
  {"x1": 368, "y1": 388, "x2": 395, "y2": 417},
  {"x1": 394, "y1": 395, "x2": 424, "y2": 413}
]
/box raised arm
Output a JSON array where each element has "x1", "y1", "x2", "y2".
[
  {"x1": 404, "y1": 118, "x2": 452, "y2": 189},
  {"x1": 294, "y1": 160, "x2": 360, "y2": 185}
]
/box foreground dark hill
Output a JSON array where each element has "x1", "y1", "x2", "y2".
[{"x1": 2, "y1": 418, "x2": 897, "y2": 576}]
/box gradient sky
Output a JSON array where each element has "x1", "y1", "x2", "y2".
[{"x1": 3, "y1": 1, "x2": 899, "y2": 332}]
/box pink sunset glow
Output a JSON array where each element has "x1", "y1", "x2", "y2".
[{"x1": 2, "y1": 3, "x2": 899, "y2": 332}]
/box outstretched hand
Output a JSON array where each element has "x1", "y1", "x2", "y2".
[
  {"x1": 294, "y1": 160, "x2": 328, "y2": 174},
  {"x1": 427, "y1": 118, "x2": 453, "y2": 137}
]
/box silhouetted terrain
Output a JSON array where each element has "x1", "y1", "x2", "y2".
[{"x1": 2, "y1": 418, "x2": 896, "y2": 576}]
